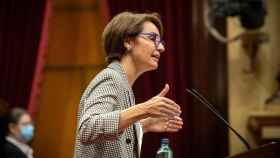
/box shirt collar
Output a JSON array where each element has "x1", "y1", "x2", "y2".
[
  {"x1": 107, "y1": 60, "x2": 135, "y2": 104},
  {"x1": 6, "y1": 136, "x2": 33, "y2": 158},
  {"x1": 107, "y1": 60, "x2": 127, "y2": 81}
]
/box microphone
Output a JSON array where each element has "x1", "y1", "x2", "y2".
[{"x1": 186, "y1": 88, "x2": 252, "y2": 150}]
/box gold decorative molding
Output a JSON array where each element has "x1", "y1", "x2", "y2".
[{"x1": 247, "y1": 110, "x2": 280, "y2": 144}]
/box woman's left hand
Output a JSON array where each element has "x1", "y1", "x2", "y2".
[{"x1": 140, "y1": 116, "x2": 183, "y2": 133}]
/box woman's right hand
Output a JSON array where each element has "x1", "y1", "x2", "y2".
[{"x1": 136, "y1": 84, "x2": 181, "y2": 118}]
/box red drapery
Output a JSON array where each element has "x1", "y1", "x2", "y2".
[
  {"x1": 0, "y1": 0, "x2": 50, "y2": 115},
  {"x1": 28, "y1": 0, "x2": 51, "y2": 116}
]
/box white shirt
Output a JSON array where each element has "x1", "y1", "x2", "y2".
[
  {"x1": 135, "y1": 122, "x2": 143, "y2": 157},
  {"x1": 6, "y1": 136, "x2": 33, "y2": 158}
]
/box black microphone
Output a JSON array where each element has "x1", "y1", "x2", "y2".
[{"x1": 186, "y1": 88, "x2": 252, "y2": 150}]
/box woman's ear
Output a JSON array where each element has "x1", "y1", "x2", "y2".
[
  {"x1": 123, "y1": 38, "x2": 134, "y2": 52},
  {"x1": 125, "y1": 43, "x2": 131, "y2": 51}
]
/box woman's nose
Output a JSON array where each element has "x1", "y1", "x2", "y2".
[{"x1": 157, "y1": 42, "x2": 165, "y2": 53}]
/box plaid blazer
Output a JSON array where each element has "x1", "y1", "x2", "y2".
[{"x1": 74, "y1": 61, "x2": 142, "y2": 158}]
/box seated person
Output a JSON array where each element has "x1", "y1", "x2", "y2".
[{"x1": 3, "y1": 107, "x2": 34, "y2": 158}]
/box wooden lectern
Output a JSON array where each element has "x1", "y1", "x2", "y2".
[{"x1": 227, "y1": 142, "x2": 280, "y2": 158}]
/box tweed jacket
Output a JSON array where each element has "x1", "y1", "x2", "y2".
[{"x1": 74, "y1": 61, "x2": 142, "y2": 158}]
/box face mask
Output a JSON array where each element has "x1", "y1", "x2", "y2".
[{"x1": 20, "y1": 124, "x2": 34, "y2": 142}]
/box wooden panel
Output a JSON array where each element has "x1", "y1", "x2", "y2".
[
  {"x1": 33, "y1": 71, "x2": 82, "y2": 158},
  {"x1": 44, "y1": 65, "x2": 104, "y2": 89},
  {"x1": 46, "y1": 1, "x2": 105, "y2": 65},
  {"x1": 32, "y1": 0, "x2": 106, "y2": 157},
  {"x1": 33, "y1": 68, "x2": 104, "y2": 158},
  {"x1": 54, "y1": 0, "x2": 98, "y2": 6},
  {"x1": 228, "y1": 0, "x2": 280, "y2": 155}
]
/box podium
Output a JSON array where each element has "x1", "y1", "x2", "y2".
[{"x1": 227, "y1": 142, "x2": 280, "y2": 158}]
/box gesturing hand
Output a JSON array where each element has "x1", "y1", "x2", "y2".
[
  {"x1": 140, "y1": 116, "x2": 183, "y2": 133},
  {"x1": 137, "y1": 84, "x2": 181, "y2": 118}
]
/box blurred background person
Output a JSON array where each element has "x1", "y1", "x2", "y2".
[{"x1": 3, "y1": 108, "x2": 34, "y2": 158}]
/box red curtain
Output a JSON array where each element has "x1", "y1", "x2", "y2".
[
  {"x1": 102, "y1": 0, "x2": 229, "y2": 158},
  {"x1": 27, "y1": 0, "x2": 51, "y2": 115},
  {"x1": 0, "y1": 0, "x2": 49, "y2": 115}
]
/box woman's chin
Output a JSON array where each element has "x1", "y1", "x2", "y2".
[
  {"x1": 149, "y1": 62, "x2": 159, "y2": 70},
  {"x1": 142, "y1": 61, "x2": 159, "y2": 72}
]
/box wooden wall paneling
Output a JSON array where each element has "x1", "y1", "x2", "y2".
[
  {"x1": 33, "y1": 70, "x2": 83, "y2": 158},
  {"x1": 33, "y1": 67, "x2": 104, "y2": 158},
  {"x1": 32, "y1": 0, "x2": 106, "y2": 157},
  {"x1": 54, "y1": 0, "x2": 98, "y2": 7},
  {"x1": 47, "y1": 0, "x2": 105, "y2": 65}
]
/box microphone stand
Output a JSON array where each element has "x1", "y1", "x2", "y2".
[{"x1": 186, "y1": 89, "x2": 251, "y2": 150}]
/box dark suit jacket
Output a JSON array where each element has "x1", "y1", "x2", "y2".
[{"x1": 3, "y1": 141, "x2": 27, "y2": 158}]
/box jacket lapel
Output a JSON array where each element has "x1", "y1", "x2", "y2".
[{"x1": 107, "y1": 61, "x2": 142, "y2": 158}]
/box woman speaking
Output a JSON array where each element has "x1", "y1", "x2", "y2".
[{"x1": 74, "y1": 12, "x2": 183, "y2": 158}]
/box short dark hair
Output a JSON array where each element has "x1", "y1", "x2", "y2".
[
  {"x1": 102, "y1": 12, "x2": 163, "y2": 63},
  {"x1": 7, "y1": 108, "x2": 29, "y2": 125},
  {"x1": 3, "y1": 107, "x2": 30, "y2": 136}
]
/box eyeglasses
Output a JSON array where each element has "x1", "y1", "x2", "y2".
[{"x1": 138, "y1": 32, "x2": 165, "y2": 49}]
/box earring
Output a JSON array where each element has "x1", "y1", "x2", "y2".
[{"x1": 127, "y1": 45, "x2": 131, "y2": 51}]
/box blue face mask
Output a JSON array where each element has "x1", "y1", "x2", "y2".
[{"x1": 20, "y1": 124, "x2": 34, "y2": 142}]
